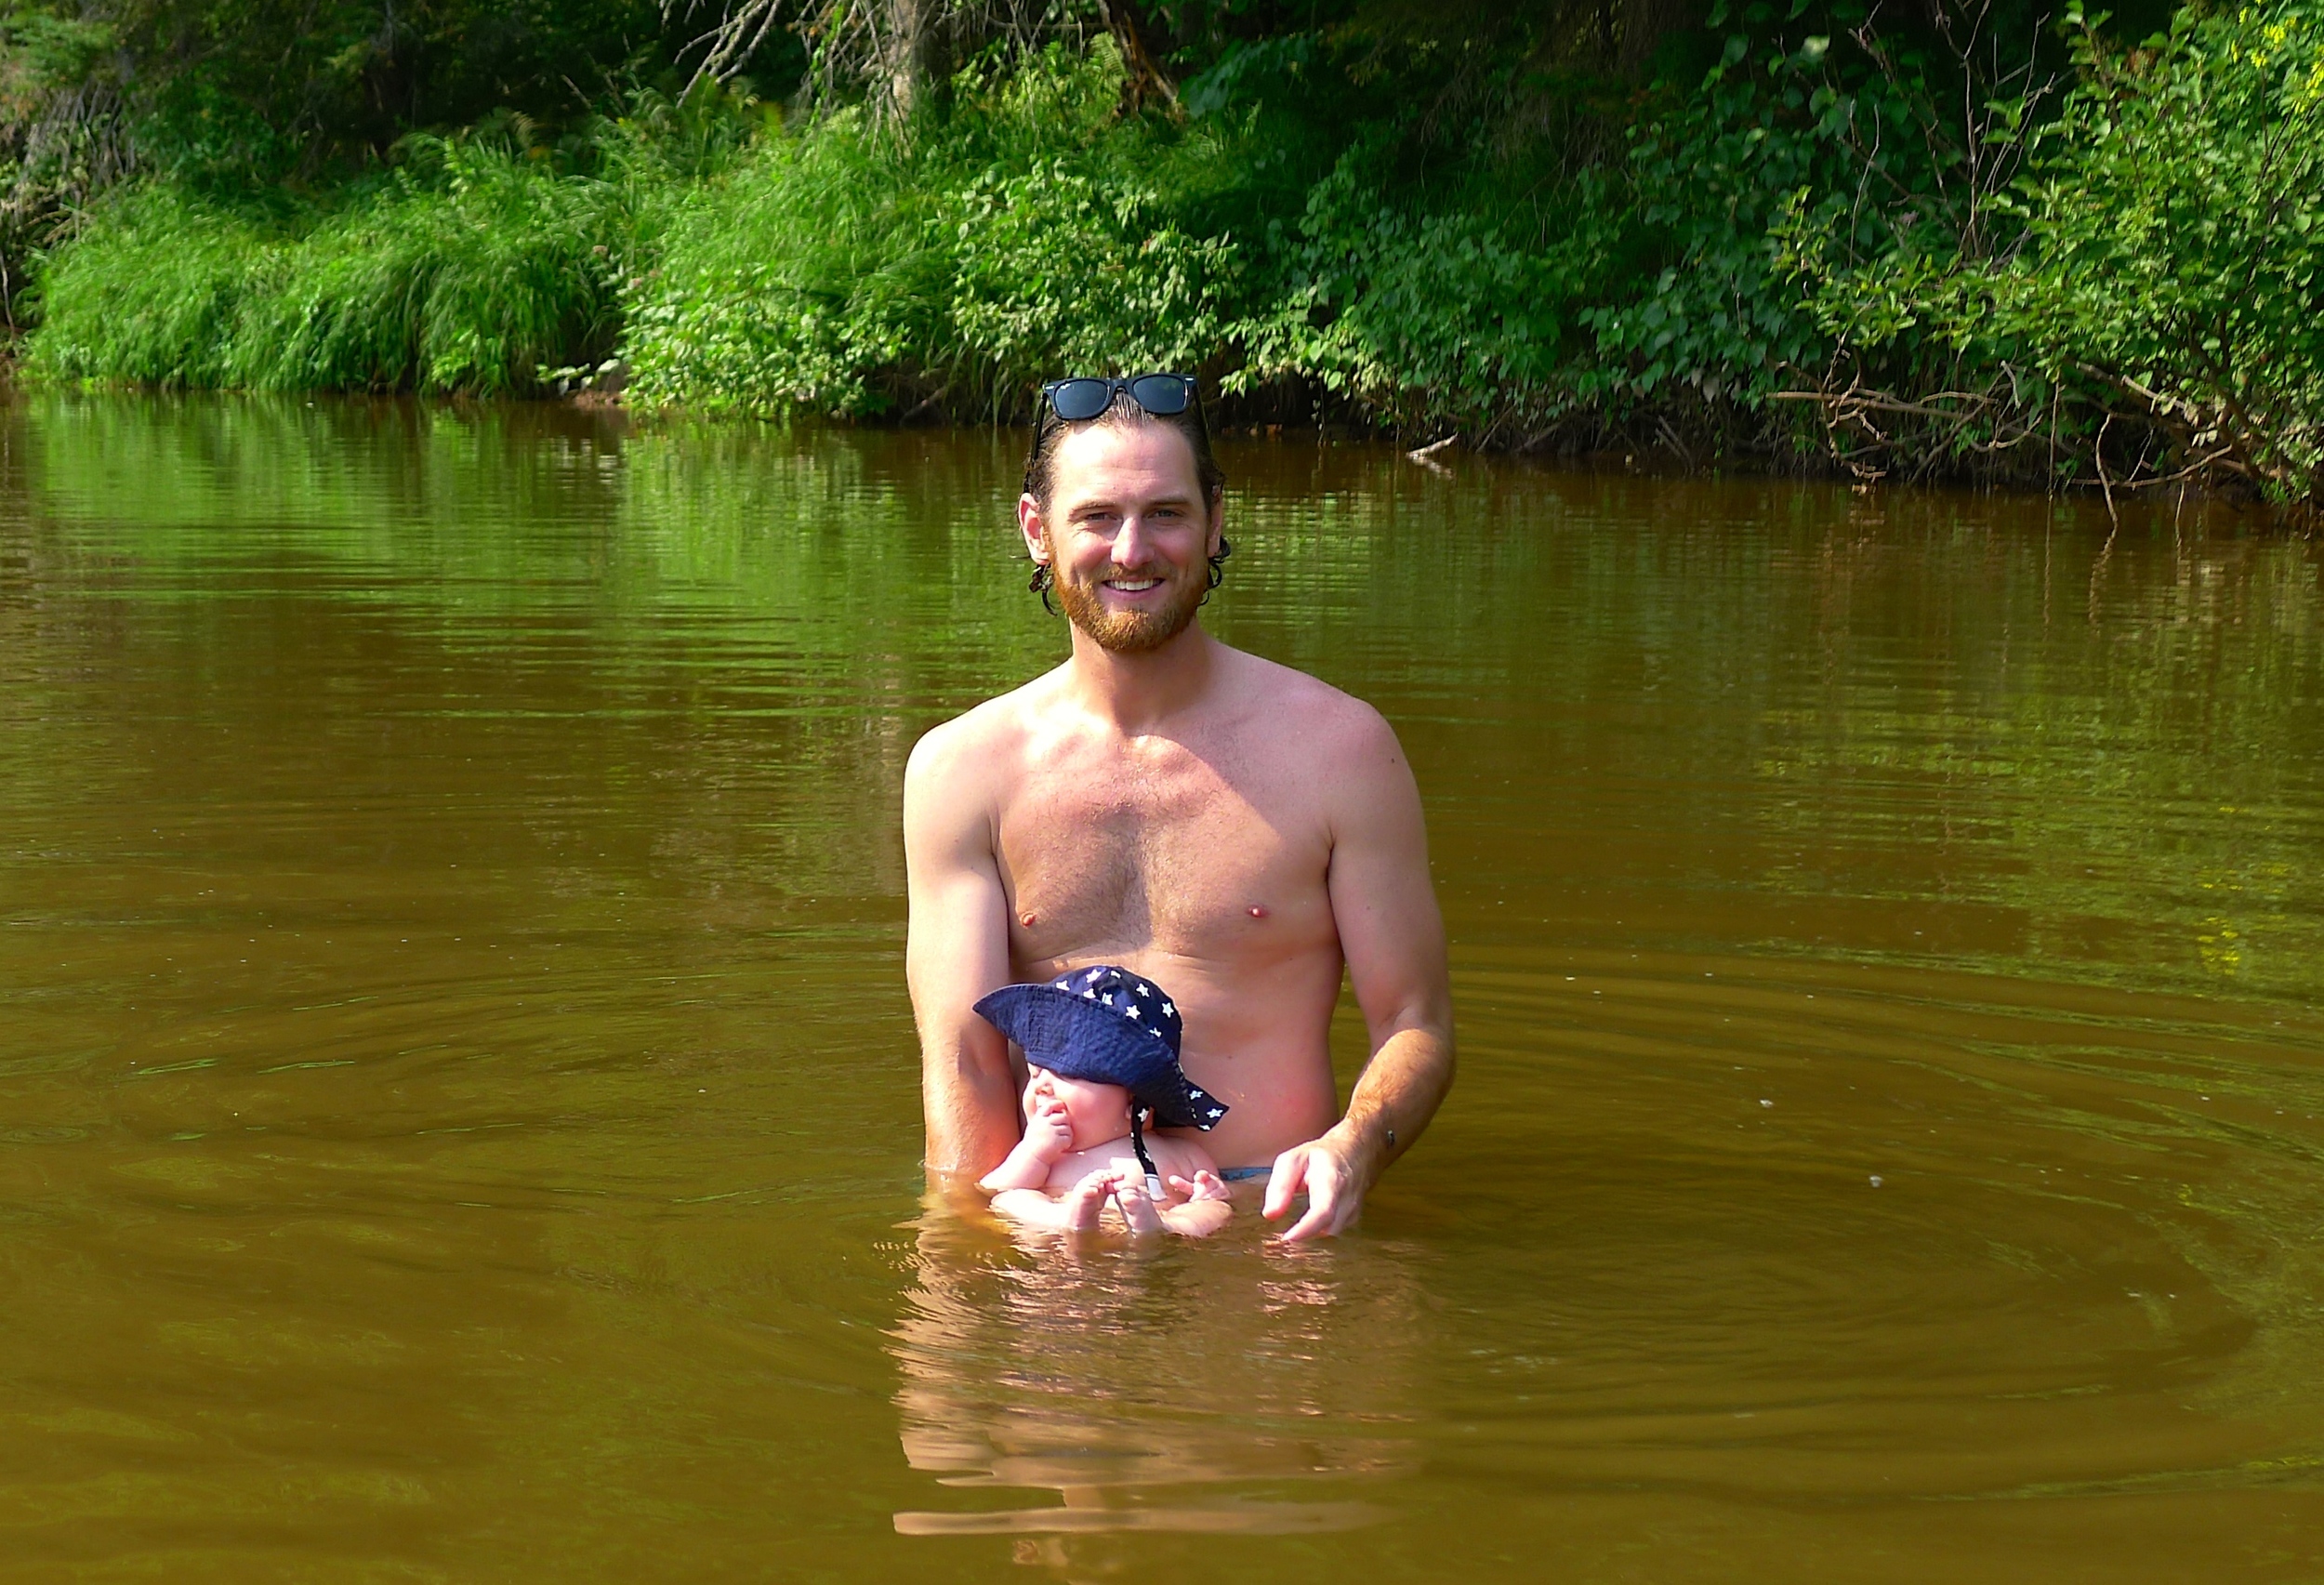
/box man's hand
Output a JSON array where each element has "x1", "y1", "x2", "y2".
[{"x1": 1262, "y1": 1127, "x2": 1381, "y2": 1242}]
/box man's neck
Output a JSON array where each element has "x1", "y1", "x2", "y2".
[{"x1": 1063, "y1": 623, "x2": 1219, "y2": 733}]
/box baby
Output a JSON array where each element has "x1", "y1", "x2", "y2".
[{"x1": 973, "y1": 964, "x2": 1233, "y2": 1237}]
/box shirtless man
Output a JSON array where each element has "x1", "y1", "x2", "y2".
[{"x1": 903, "y1": 374, "x2": 1454, "y2": 1240}]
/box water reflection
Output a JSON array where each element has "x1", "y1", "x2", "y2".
[{"x1": 891, "y1": 1200, "x2": 1418, "y2": 1557}]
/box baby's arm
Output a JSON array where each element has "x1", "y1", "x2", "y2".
[
  {"x1": 1155, "y1": 1138, "x2": 1231, "y2": 1237},
  {"x1": 977, "y1": 1094, "x2": 1073, "y2": 1194},
  {"x1": 1157, "y1": 1171, "x2": 1232, "y2": 1237}
]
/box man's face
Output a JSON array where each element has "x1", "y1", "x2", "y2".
[{"x1": 1020, "y1": 420, "x2": 1221, "y2": 654}]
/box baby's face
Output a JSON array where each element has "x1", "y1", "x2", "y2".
[{"x1": 1023, "y1": 1066, "x2": 1133, "y2": 1152}]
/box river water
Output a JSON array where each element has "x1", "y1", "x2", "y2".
[{"x1": 4, "y1": 393, "x2": 2323, "y2": 1580}]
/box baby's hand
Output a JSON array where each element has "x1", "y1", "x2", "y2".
[
  {"x1": 1168, "y1": 1170, "x2": 1229, "y2": 1204},
  {"x1": 1022, "y1": 1097, "x2": 1074, "y2": 1163}
]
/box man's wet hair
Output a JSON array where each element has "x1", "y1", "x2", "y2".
[{"x1": 1022, "y1": 387, "x2": 1231, "y2": 608}]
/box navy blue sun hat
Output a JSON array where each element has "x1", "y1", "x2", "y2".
[{"x1": 975, "y1": 966, "x2": 1228, "y2": 1182}]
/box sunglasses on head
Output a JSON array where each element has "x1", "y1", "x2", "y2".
[{"x1": 1041, "y1": 373, "x2": 1198, "y2": 423}]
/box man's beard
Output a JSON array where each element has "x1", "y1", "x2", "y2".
[{"x1": 1053, "y1": 561, "x2": 1207, "y2": 654}]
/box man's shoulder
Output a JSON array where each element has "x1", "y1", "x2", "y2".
[
  {"x1": 905, "y1": 669, "x2": 1064, "y2": 789},
  {"x1": 1216, "y1": 644, "x2": 1398, "y2": 755}
]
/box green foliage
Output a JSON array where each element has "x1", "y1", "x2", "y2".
[
  {"x1": 7, "y1": 0, "x2": 757, "y2": 184},
  {"x1": 1801, "y1": 0, "x2": 2324, "y2": 502},
  {"x1": 1588, "y1": 31, "x2": 1856, "y2": 403},
  {"x1": 1228, "y1": 129, "x2": 1606, "y2": 434},
  {"x1": 619, "y1": 108, "x2": 950, "y2": 418},
  {"x1": 3, "y1": 29, "x2": 2020, "y2": 434},
  {"x1": 27, "y1": 134, "x2": 633, "y2": 392},
  {"x1": 21, "y1": 189, "x2": 252, "y2": 383},
  {"x1": 0, "y1": 0, "x2": 797, "y2": 322},
  {"x1": 14, "y1": 0, "x2": 2322, "y2": 509},
  {"x1": 625, "y1": 46, "x2": 1246, "y2": 417}
]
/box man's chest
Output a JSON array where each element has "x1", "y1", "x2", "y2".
[{"x1": 994, "y1": 736, "x2": 1329, "y2": 958}]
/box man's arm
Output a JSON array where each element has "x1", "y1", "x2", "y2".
[
  {"x1": 1264, "y1": 707, "x2": 1455, "y2": 1241},
  {"x1": 904, "y1": 721, "x2": 1023, "y2": 1180}
]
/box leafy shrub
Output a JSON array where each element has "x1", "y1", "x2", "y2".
[
  {"x1": 616, "y1": 108, "x2": 950, "y2": 417},
  {"x1": 945, "y1": 162, "x2": 1239, "y2": 403},
  {"x1": 1230, "y1": 130, "x2": 1607, "y2": 436},
  {"x1": 623, "y1": 46, "x2": 1242, "y2": 418},
  {"x1": 1585, "y1": 14, "x2": 1984, "y2": 414},
  {"x1": 1801, "y1": 0, "x2": 2324, "y2": 502}
]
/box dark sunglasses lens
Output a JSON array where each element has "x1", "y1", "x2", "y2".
[
  {"x1": 1050, "y1": 378, "x2": 1112, "y2": 421},
  {"x1": 1129, "y1": 375, "x2": 1191, "y2": 415}
]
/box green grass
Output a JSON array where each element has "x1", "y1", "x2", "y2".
[{"x1": 27, "y1": 137, "x2": 638, "y2": 395}]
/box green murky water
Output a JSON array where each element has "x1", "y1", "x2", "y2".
[{"x1": 4, "y1": 393, "x2": 2324, "y2": 1581}]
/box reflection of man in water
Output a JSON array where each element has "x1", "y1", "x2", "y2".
[
  {"x1": 904, "y1": 375, "x2": 1455, "y2": 1238},
  {"x1": 889, "y1": 1207, "x2": 1418, "y2": 1549}
]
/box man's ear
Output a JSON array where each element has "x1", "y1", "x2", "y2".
[
  {"x1": 1018, "y1": 493, "x2": 1049, "y2": 564},
  {"x1": 1207, "y1": 488, "x2": 1225, "y2": 559}
]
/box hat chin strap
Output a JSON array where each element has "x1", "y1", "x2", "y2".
[{"x1": 1129, "y1": 1108, "x2": 1164, "y2": 1196}]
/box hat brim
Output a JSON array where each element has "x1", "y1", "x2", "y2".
[{"x1": 973, "y1": 983, "x2": 1229, "y2": 1131}]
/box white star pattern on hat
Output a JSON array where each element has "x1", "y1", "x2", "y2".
[{"x1": 978, "y1": 963, "x2": 1226, "y2": 1133}]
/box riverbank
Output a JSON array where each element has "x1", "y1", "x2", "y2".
[{"x1": 17, "y1": 5, "x2": 2324, "y2": 516}]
